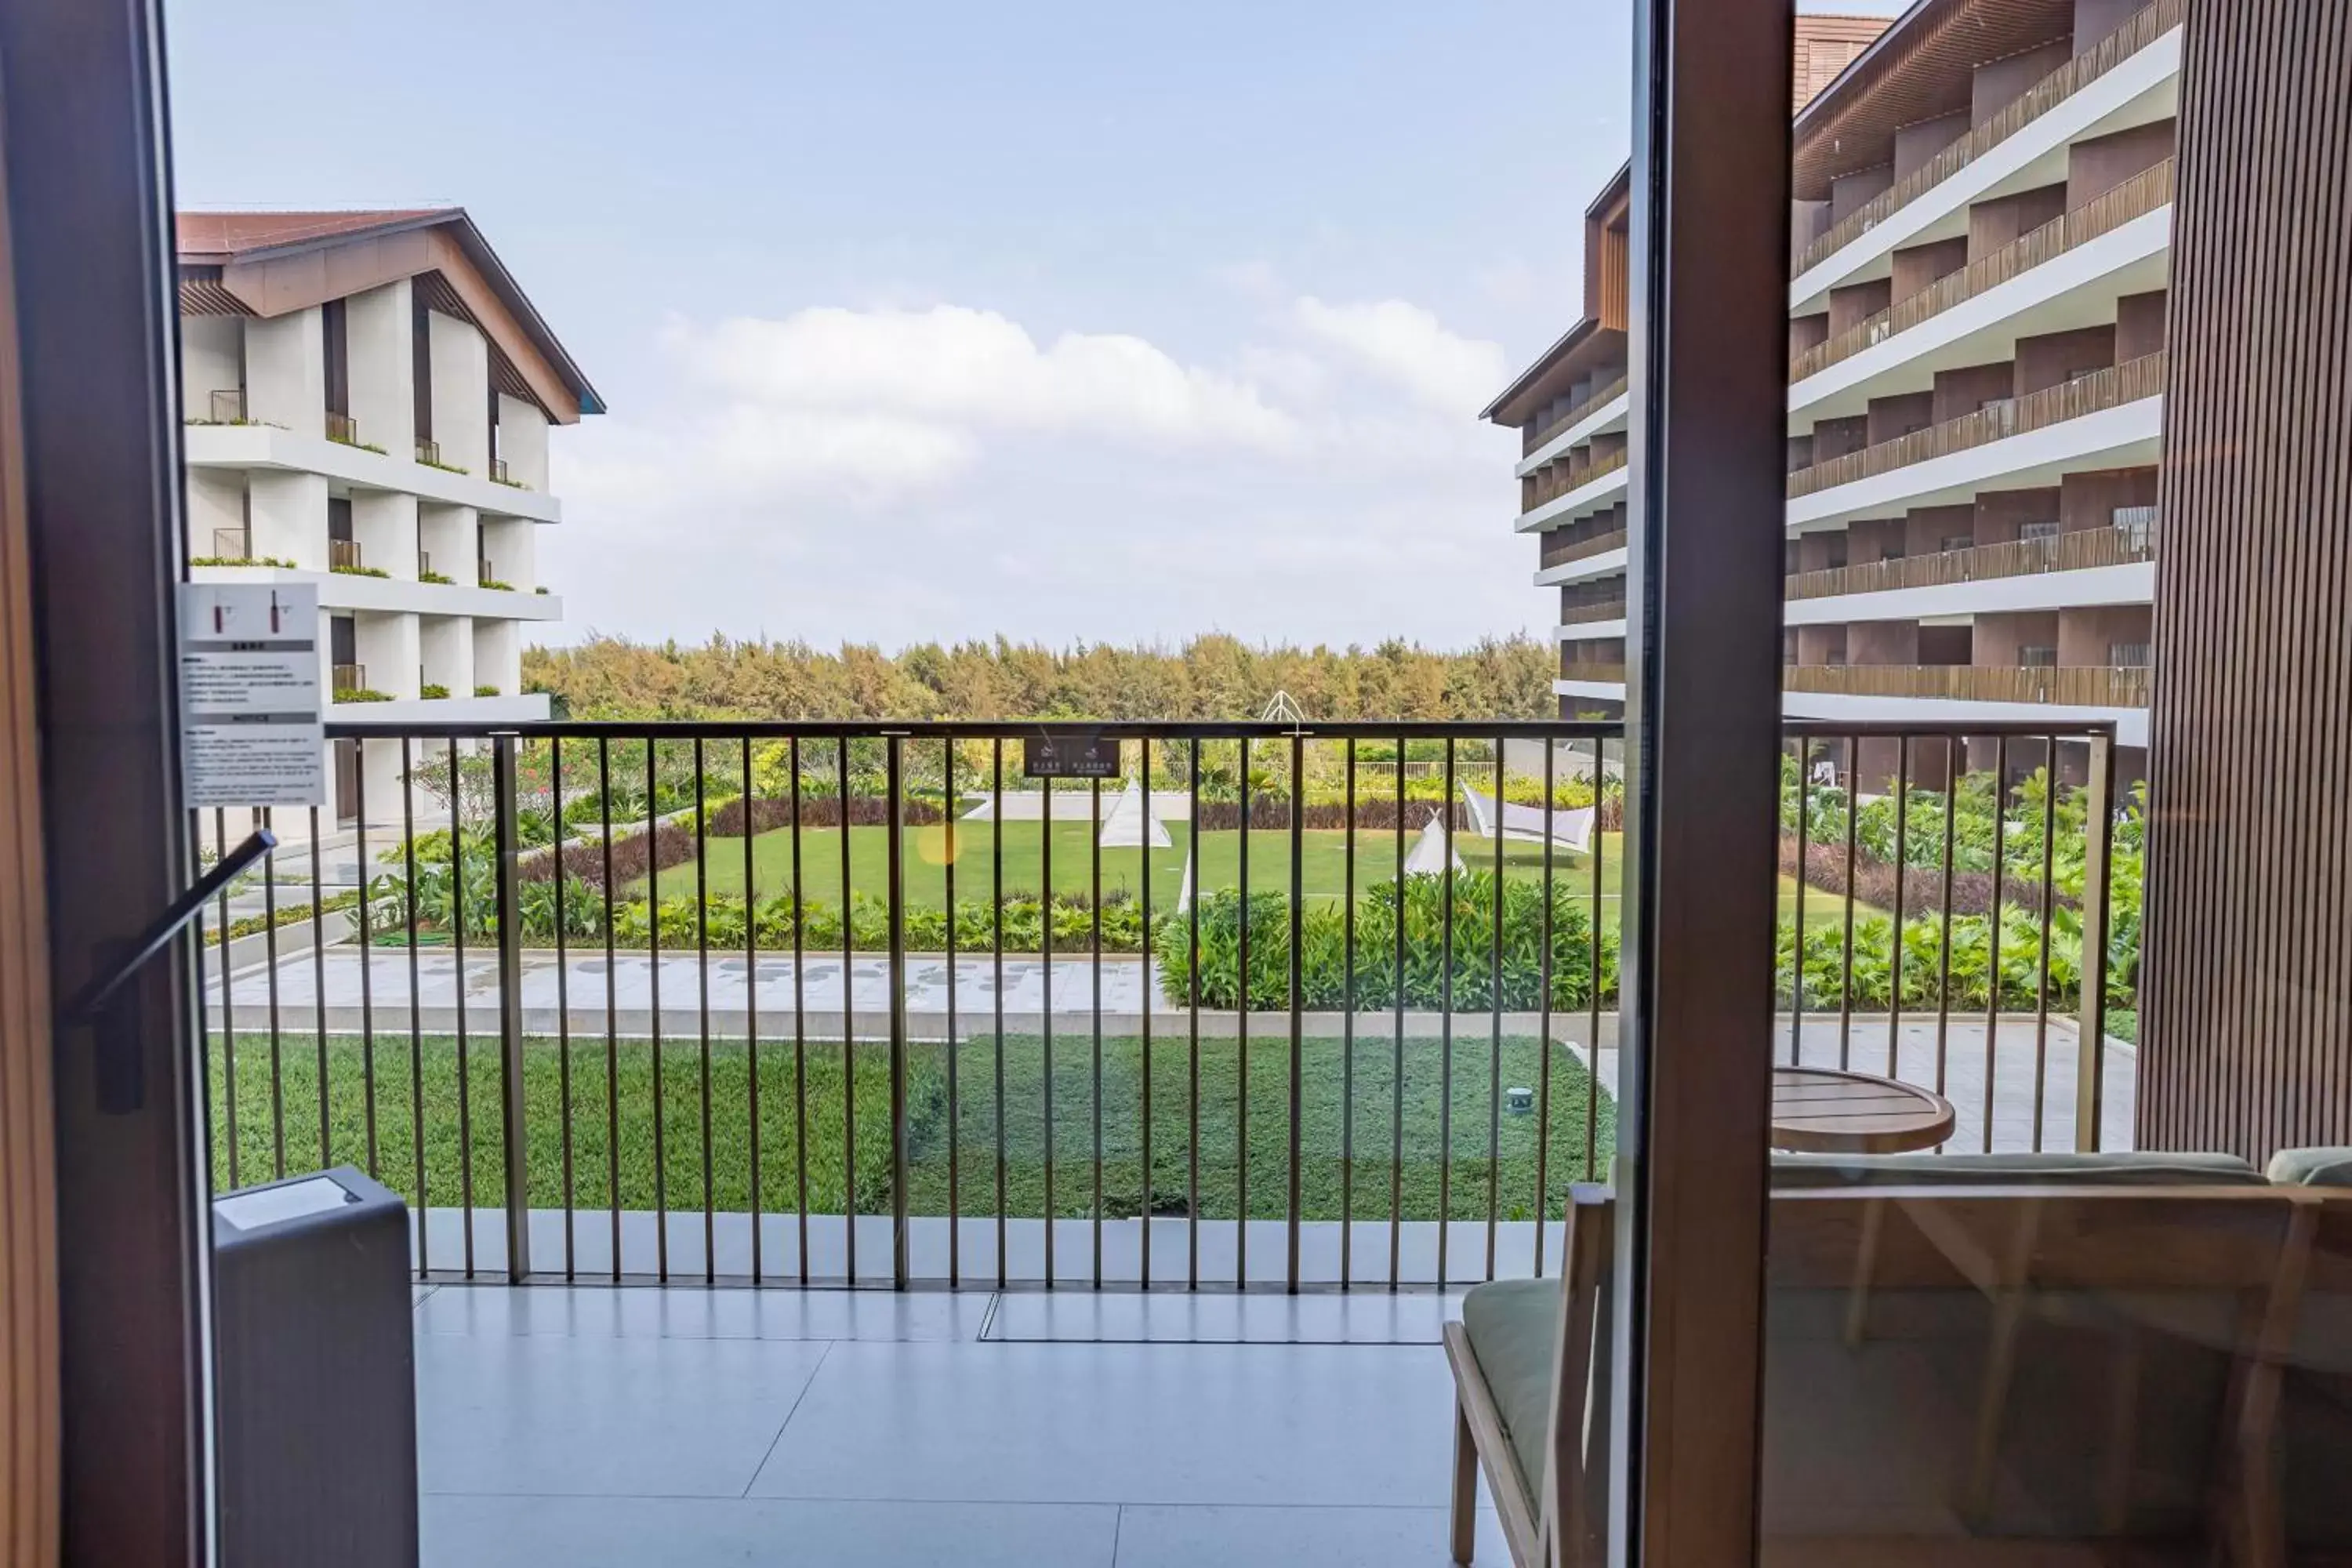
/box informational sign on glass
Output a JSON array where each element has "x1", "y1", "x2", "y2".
[{"x1": 178, "y1": 581, "x2": 327, "y2": 807}]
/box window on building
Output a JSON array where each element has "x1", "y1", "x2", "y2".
[
  {"x1": 2019, "y1": 520, "x2": 2060, "y2": 542},
  {"x1": 2111, "y1": 641, "x2": 2154, "y2": 667},
  {"x1": 2019, "y1": 644, "x2": 2058, "y2": 667}
]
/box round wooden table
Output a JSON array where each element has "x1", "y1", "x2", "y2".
[{"x1": 1769, "y1": 1066, "x2": 1955, "y2": 1153}]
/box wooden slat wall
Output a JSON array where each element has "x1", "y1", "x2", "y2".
[
  {"x1": 0, "y1": 132, "x2": 61, "y2": 1568},
  {"x1": 2140, "y1": 0, "x2": 2352, "y2": 1161}
]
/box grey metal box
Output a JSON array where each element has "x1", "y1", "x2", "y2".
[{"x1": 212, "y1": 1165, "x2": 417, "y2": 1567}]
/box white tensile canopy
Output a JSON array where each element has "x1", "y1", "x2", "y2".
[
  {"x1": 1402, "y1": 810, "x2": 1466, "y2": 877},
  {"x1": 1097, "y1": 777, "x2": 1173, "y2": 848},
  {"x1": 1458, "y1": 783, "x2": 1595, "y2": 855}
]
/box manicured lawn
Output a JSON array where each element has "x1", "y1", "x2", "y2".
[
  {"x1": 207, "y1": 1031, "x2": 1614, "y2": 1224},
  {"x1": 642, "y1": 820, "x2": 1622, "y2": 911}
]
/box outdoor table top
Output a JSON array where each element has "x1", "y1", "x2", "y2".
[{"x1": 1770, "y1": 1065, "x2": 1956, "y2": 1154}]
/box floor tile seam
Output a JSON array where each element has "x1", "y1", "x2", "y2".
[{"x1": 740, "y1": 1338, "x2": 836, "y2": 1498}]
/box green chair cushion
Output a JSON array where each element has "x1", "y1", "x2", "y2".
[
  {"x1": 1460, "y1": 1277, "x2": 1562, "y2": 1504},
  {"x1": 2267, "y1": 1147, "x2": 2352, "y2": 1187},
  {"x1": 1770, "y1": 1150, "x2": 2265, "y2": 1187}
]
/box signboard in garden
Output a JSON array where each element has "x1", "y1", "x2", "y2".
[{"x1": 1022, "y1": 735, "x2": 1119, "y2": 779}]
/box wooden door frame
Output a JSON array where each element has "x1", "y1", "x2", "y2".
[{"x1": 0, "y1": 0, "x2": 210, "y2": 1563}]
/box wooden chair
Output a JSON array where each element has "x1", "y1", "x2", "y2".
[{"x1": 1445, "y1": 1183, "x2": 2338, "y2": 1568}]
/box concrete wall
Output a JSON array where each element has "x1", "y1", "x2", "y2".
[
  {"x1": 1849, "y1": 517, "x2": 1907, "y2": 560},
  {"x1": 495, "y1": 394, "x2": 550, "y2": 490},
  {"x1": 478, "y1": 516, "x2": 535, "y2": 590},
  {"x1": 2060, "y1": 466, "x2": 2161, "y2": 532},
  {"x1": 1795, "y1": 624, "x2": 1849, "y2": 665},
  {"x1": 472, "y1": 619, "x2": 521, "y2": 696},
  {"x1": 1830, "y1": 165, "x2": 1895, "y2": 222},
  {"x1": 1790, "y1": 313, "x2": 1831, "y2": 360},
  {"x1": 1907, "y1": 503, "x2": 1976, "y2": 554},
  {"x1": 2067, "y1": 118, "x2": 2177, "y2": 207},
  {"x1": 1812, "y1": 415, "x2": 1869, "y2": 462},
  {"x1": 419, "y1": 614, "x2": 474, "y2": 695},
  {"x1": 2058, "y1": 604, "x2": 2152, "y2": 666},
  {"x1": 180, "y1": 316, "x2": 241, "y2": 420},
  {"x1": 1972, "y1": 41, "x2": 2074, "y2": 124},
  {"x1": 417, "y1": 503, "x2": 477, "y2": 585},
  {"x1": 186, "y1": 469, "x2": 245, "y2": 558},
  {"x1": 1865, "y1": 391, "x2": 1933, "y2": 445},
  {"x1": 1972, "y1": 487, "x2": 2063, "y2": 544},
  {"x1": 353, "y1": 610, "x2": 421, "y2": 700},
  {"x1": 352, "y1": 490, "x2": 419, "y2": 579},
  {"x1": 1828, "y1": 278, "x2": 1893, "y2": 335},
  {"x1": 244, "y1": 307, "x2": 323, "y2": 434},
  {"x1": 2075, "y1": 0, "x2": 2143, "y2": 49},
  {"x1": 1972, "y1": 610, "x2": 2060, "y2": 665},
  {"x1": 1892, "y1": 237, "x2": 1969, "y2": 303},
  {"x1": 246, "y1": 469, "x2": 326, "y2": 568},
  {"x1": 1849, "y1": 620, "x2": 1920, "y2": 664},
  {"x1": 1894, "y1": 111, "x2": 1971, "y2": 180},
  {"x1": 1933, "y1": 361, "x2": 2017, "y2": 423},
  {"x1": 426, "y1": 311, "x2": 491, "y2": 474},
  {"x1": 345, "y1": 278, "x2": 416, "y2": 459},
  {"x1": 1968, "y1": 183, "x2": 2070, "y2": 259},
  {"x1": 2015, "y1": 324, "x2": 2117, "y2": 395},
  {"x1": 2116, "y1": 289, "x2": 2169, "y2": 361},
  {"x1": 1796, "y1": 530, "x2": 1849, "y2": 572}
]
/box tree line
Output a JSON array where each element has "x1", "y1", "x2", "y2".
[{"x1": 522, "y1": 633, "x2": 1559, "y2": 722}]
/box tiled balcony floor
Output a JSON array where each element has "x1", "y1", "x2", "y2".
[{"x1": 414, "y1": 1283, "x2": 1509, "y2": 1567}]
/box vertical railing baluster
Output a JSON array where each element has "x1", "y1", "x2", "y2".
[
  {"x1": 492, "y1": 735, "x2": 531, "y2": 1283},
  {"x1": 401, "y1": 743, "x2": 426, "y2": 1273},
  {"x1": 694, "y1": 739, "x2": 715, "y2": 1282},
  {"x1": 1838, "y1": 735, "x2": 1859, "y2": 1071},
  {"x1": 744, "y1": 735, "x2": 761, "y2": 1285},
  {"x1": 599, "y1": 738, "x2": 619, "y2": 1280},
  {"x1": 215, "y1": 808, "x2": 241, "y2": 1192},
  {"x1": 1341, "y1": 738, "x2": 1356, "y2": 1291},
  {"x1": 886, "y1": 734, "x2": 909, "y2": 1290},
  {"x1": 993, "y1": 737, "x2": 1007, "y2": 1287},
  {"x1": 1486, "y1": 740, "x2": 1504, "y2": 1283},
  {"x1": 790, "y1": 737, "x2": 810, "y2": 1283},
  {"x1": 944, "y1": 738, "x2": 958, "y2": 1289},
  {"x1": 1889, "y1": 735, "x2": 1911, "y2": 1081},
  {"x1": 1438, "y1": 737, "x2": 1454, "y2": 1291},
  {"x1": 1982, "y1": 735, "x2": 2009, "y2": 1153},
  {"x1": 1286, "y1": 731, "x2": 1305, "y2": 1294},
  {"x1": 1934, "y1": 736, "x2": 1960, "y2": 1131},
  {"x1": 1187, "y1": 736, "x2": 1201, "y2": 1292},
  {"x1": 554, "y1": 739, "x2": 574, "y2": 1279},
  {"x1": 1390, "y1": 730, "x2": 1405, "y2": 1290},
  {"x1": 2031, "y1": 733, "x2": 2059, "y2": 1153},
  {"x1": 1091, "y1": 773, "x2": 1104, "y2": 1290},
  {"x1": 1586, "y1": 737, "x2": 1603, "y2": 1183},
  {"x1": 1043, "y1": 762, "x2": 1055, "y2": 1288},
  {"x1": 2074, "y1": 731, "x2": 2114, "y2": 1154},
  {"x1": 648, "y1": 738, "x2": 667, "y2": 1282},
  {"x1": 837, "y1": 735, "x2": 854, "y2": 1283},
  {"x1": 1236, "y1": 736, "x2": 1250, "y2": 1288},
  {"x1": 263, "y1": 807, "x2": 285, "y2": 1181},
  {"x1": 309, "y1": 806, "x2": 330, "y2": 1171},
  {"x1": 1535, "y1": 739, "x2": 1554, "y2": 1278},
  {"x1": 1140, "y1": 738, "x2": 1153, "y2": 1288},
  {"x1": 447, "y1": 753, "x2": 474, "y2": 1276}
]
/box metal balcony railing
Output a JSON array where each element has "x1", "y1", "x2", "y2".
[
  {"x1": 1785, "y1": 516, "x2": 2160, "y2": 601},
  {"x1": 1558, "y1": 662, "x2": 1628, "y2": 684},
  {"x1": 1781, "y1": 662, "x2": 2153, "y2": 707},
  {"x1": 326, "y1": 411, "x2": 360, "y2": 445},
  {"x1": 1540, "y1": 527, "x2": 1630, "y2": 573},
  {"x1": 1522, "y1": 374, "x2": 1631, "y2": 458},
  {"x1": 416, "y1": 437, "x2": 442, "y2": 466},
  {"x1": 1792, "y1": 160, "x2": 2177, "y2": 383},
  {"x1": 210, "y1": 527, "x2": 252, "y2": 561},
  {"x1": 1787, "y1": 352, "x2": 2169, "y2": 501},
  {"x1": 1792, "y1": 0, "x2": 2184, "y2": 278},
  {"x1": 329, "y1": 539, "x2": 365, "y2": 572},
  {"x1": 490, "y1": 458, "x2": 511, "y2": 484},
  {"x1": 191, "y1": 716, "x2": 2119, "y2": 1287},
  {"x1": 208, "y1": 388, "x2": 246, "y2": 423},
  {"x1": 1558, "y1": 600, "x2": 1627, "y2": 626},
  {"x1": 331, "y1": 662, "x2": 368, "y2": 694}
]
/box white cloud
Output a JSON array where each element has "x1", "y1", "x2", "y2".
[
  {"x1": 673, "y1": 305, "x2": 1299, "y2": 452},
  {"x1": 1290, "y1": 297, "x2": 1509, "y2": 416},
  {"x1": 546, "y1": 293, "x2": 1534, "y2": 652}
]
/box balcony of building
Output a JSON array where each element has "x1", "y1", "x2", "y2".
[
  {"x1": 1784, "y1": 505, "x2": 2158, "y2": 624},
  {"x1": 1518, "y1": 374, "x2": 1629, "y2": 474},
  {"x1": 1790, "y1": 0, "x2": 2185, "y2": 307},
  {"x1": 1789, "y1": 158, "x2": 2175, "y2": 423},
  {"x1": 1533, "y1": 515, "x2": 1630, "y2": 590},
  {"x1": 1515, "y1": 442, "x2": 1629, "y2": 535}
]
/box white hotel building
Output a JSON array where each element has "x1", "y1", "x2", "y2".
[
  {"x1": 176, "y1": 209, "x2": 601, "y2": 826},
  {"x1": 1486, "y1": 0, "x2": 2179, "y2": 782}
]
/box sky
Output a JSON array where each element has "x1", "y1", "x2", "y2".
[{"x1": 165, "y1": 0, "x2": 1909, "y2": 654}]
